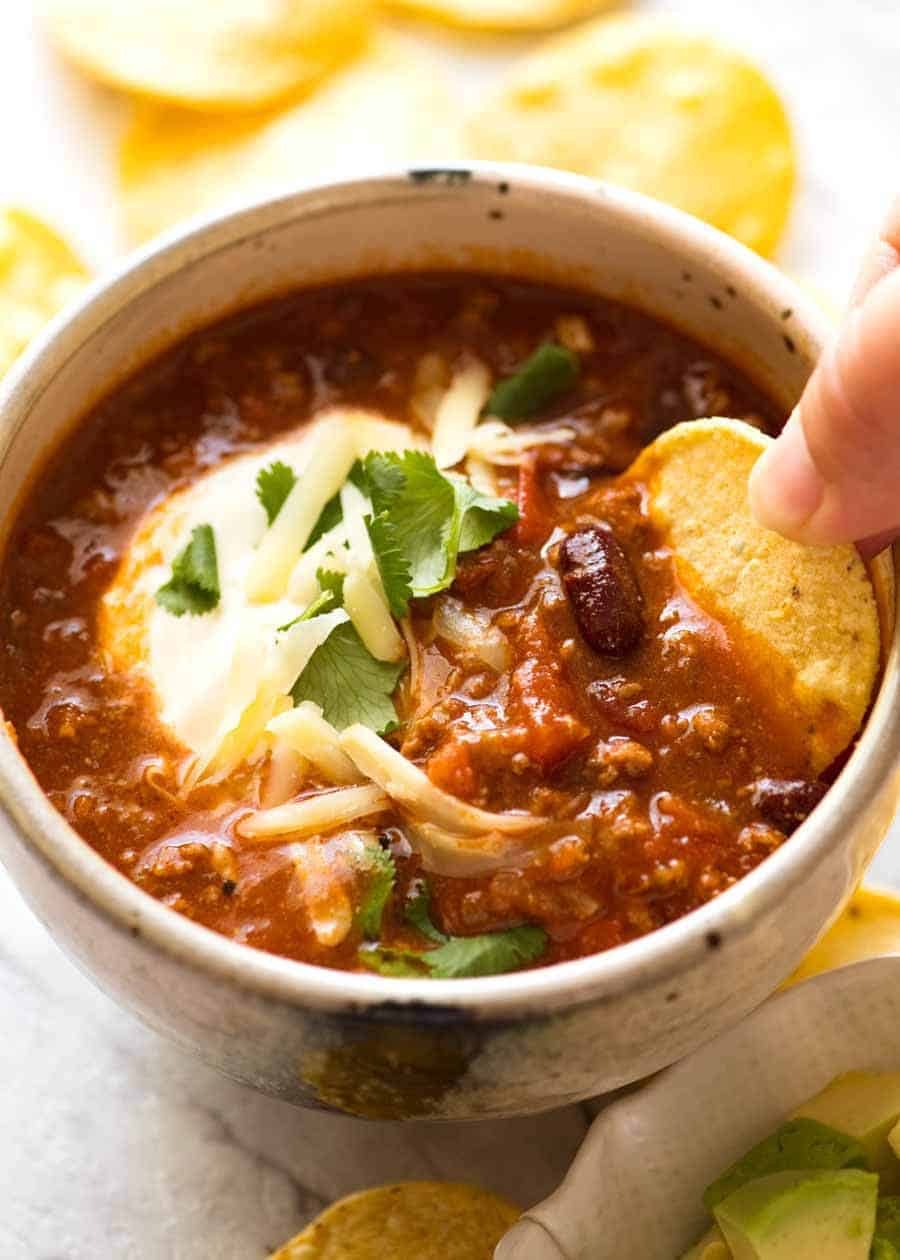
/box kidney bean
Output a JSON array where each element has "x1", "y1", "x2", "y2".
[
  {"x1": 750, "y1": 778, "x2": 828, "y2": 834},
  {"x1": 559, "y1": 524, "x2": 644, "y2": 655}
]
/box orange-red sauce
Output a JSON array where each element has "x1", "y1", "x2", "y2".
[{"x1": 0, "y1": 274, "x2": 822, "y2": 972}]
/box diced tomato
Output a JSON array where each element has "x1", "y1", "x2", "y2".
[
  {"x1": 510, "y1": 612, "x2": 590, "y2": 768},
  {"x1": 514, "y1": 452, "x2": 552, "y2": 546},
  {"x1": 425, "y1": 738, "x2": 478, "y2": 800}
]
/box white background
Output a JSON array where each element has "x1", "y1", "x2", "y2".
[{"x1": 1, "y1": 3, "x2": 899, "y2": 1257}]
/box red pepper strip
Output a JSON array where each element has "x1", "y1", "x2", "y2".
[{"x1": 514, "y1": 452, "x2": 551, "y2": 546}]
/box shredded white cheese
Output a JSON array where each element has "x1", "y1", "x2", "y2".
[
  {"x1": 431, "y1": 358, "x2": 492, "y2": 470},
  {"x1": 238, "y1": 783, "x2": 390, "y2": 841},
  {"x1": 343, "y1": 569, "x2": 405, "y2": 662},
  {"x1": 339, "y1": 723, "x2": 540, "y2": 837},
  {"x1": 246, "y1": 411, "x2": 359, "y2": 603},
  {"x1": 267, "y1": 702, "x2": 360, "y2": 785}
]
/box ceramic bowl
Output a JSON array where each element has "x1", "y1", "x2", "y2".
[
  {"x1": 498, "y1": 954, "x2": 900, "y2": 1258},
  {"x1": 0, "y1": 165, "x2": 898, "y2": 1120}
]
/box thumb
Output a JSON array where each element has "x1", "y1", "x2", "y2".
[{"x1": 749, "y1": 263, "x2": 900, "y2": 548}]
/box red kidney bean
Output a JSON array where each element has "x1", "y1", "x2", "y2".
[
  {"x1": 559, "y1": 524, "x2": 644, "y2": 655},
  {"x1": 750, "y1": 778, "x2": 828, "y2": 834}
]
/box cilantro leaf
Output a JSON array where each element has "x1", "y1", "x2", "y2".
[
  {"x1": 359, "y1": 451, "x2": 516, "y2": 602},
  {"x1": 256, "y1": 460, "x2": 297, "y2": 526},
  {"x1": 358, "y1": 946, "x2": 428, "y2": 978},
  {"x1": 362, "y1": 452, "x2": 407, "y2": 514},
  {"x1": 379, "y1": 451, "x2": 458, "y2": 595},
  {"x1": 365, "y1": 512, "x2": 412, "y2": 618},
  {"x1": 485, "y1": 342, "x2": 579, "y2": 422},
  {"x1": 454, "y1": 480, "x2": 519, "y2": 553},
  {"x1": 357, "y1": 845, "x2": 395, "y2": 940},
  {"x1": 155, "y1": 524, "x2": 220, "y2": 617},
  {"x1": 404, "y1": 883, "x2": 449, "y2": 944},
  {"x1": 304, "y1": 491, "x2": 343, "y2": 551},
  {"x1": 277, "y1": 568, "x2": 345, "y2": 632},
  {"x1": 425, "y1": 925, "x2": 548, "y2": 978},
  {"x1": 404, "y1": 882, "x2": 548, "y2": 977},
  {"x1": 290, "y1": 621, "x2": 406, "y2": 733}
]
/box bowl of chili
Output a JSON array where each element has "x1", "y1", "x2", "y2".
[{"x1": 0, "y1": 165, "x2": 897, "y2": 1119}]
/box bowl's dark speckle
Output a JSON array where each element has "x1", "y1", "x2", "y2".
[{"x1": 408, "y1": 168, "x2": 472, "y2": 186}]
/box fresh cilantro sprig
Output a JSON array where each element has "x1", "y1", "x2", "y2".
[
  {"x1": 359, "y1": 882, "x2": 549, "y2": 978},
  {"x1": 404, "y1": 882, "x2": 449, "y2": 944},
  {"x1": 256, "y1": 460, "x2": 296, "y2": 526},
  {"x1": 360, "y1": 451, "x2": 517, "y2": 615},
  {"x1": 305, "y1": 490, "x2": 343, "y2": 551},
  {"x1": 426, "y1": 926, "x2": 547, "y2": 978},
  {"x1": 155, "y1": 524, "x2": 221, "y2": 617},
  {"x1": 365, "y1": 512, "x2": 412, "y2": 619},
  {"x1": 277, "y1": 569, "x2": 345, "y2": 633},
  {"x1": 291, "y1": 621, "x2": 406, "y2": 734},
  {"x1": 357, "y1": 845, "x2": 396, "y2": 940}
]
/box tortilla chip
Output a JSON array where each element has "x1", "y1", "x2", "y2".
[
  {"x1": 788, "y1": 887, "x2": 900, "y2": 986},
  {"x1": 0, "y1": 208, "x2": 87, "y2": 379},
  {"x1": 466, "y1": 14, "x2": 795, "y2": 256},
  {"x1": 119, "y1": 34, "x2": 460, "y2": 243},
  {"x1": 387, "y1": 0, "x2": 616, "y2": 34},
  {"x1": 270, "y1": 1182, "x2": 520, "y2": 1259},
  {"x1": 629, "y1": 418, "x2": 879, "y2": 774},
  {"x1": 38, "y1": 0, "x2": 372, "y2": 112}
]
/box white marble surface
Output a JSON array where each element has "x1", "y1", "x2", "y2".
[{"x1": 1, "y1": 3, "x2": 900, "y2": 1258}]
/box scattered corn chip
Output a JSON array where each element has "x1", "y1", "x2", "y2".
[
  {"x1": 467, "y1": 14, "x2": 795, "y2": 256},
  {"x1": 270, "y1": 1182, "x2": 520, "y2": 1259},
  {"x1": 629, "y1": 418, "x2": 879, "y2": 773},
  {"x1": 0, "y1": 208, "x2": 86, "y2": 379},
  {"x1": 119, "y1": 35, "x2": 460, "y2": 243},
  {"x1": 39, "y1": 0, "x2": 372, "y2": 111},
  {"x1": 789, "y1": 888, "x2": 900, "y2": 986},
  {"x1": 388, "y1": 0, "x2": 617, "y2": 34}
]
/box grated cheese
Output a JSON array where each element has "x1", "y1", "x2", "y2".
[
  {"x1": 246, "y1": 411, "x2": 358, "y2": 602},
  {"x1": 339, "y1": 723, "x2": 540, "y2": 837},
  {"x1": 431, "y1": 358, "x2": 492, "y2": 470},
  {"x1": 238, "y1": 783, "x2": 390, "y2": 840},
  {"x1": 343, "y1": 569, "x2": 406, "y2": 663},
  {"x1": 267, "y1": 702, "x2": 360, "y2": 784}
]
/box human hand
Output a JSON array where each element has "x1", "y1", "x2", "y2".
[{"x1": 750, "y1": 198, "x2": 900, "y2": 555}]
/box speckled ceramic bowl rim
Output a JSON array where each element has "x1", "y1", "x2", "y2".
[{"x1": 0, "y1": 163, "x2": 897, "y2": 1020}]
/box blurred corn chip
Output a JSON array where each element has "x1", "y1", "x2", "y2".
[
  {"x1": 0, "y1": 209, "x2": 86, "y2": 379},
  {"x1": 466, "y1": 14, "x2": 795, "y2": 256},
  {"x1": 38, "y1": 0, "x2": 372, "y2": 112},
  {"x1": 387, "y1": 0, "x2": 617, "y2": 34},
  {"x1": 270, "y1": 1181, "x2": 520, "y2": 1259},
  {"x1": 119, "y1": 35, "x2": 461, "y2": 244},
  {"x1": 788, "y1": 888, "x2": 900, "y2": 987}
]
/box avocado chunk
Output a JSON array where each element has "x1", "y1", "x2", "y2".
[
  {"x1": 873, "y1": 1196, "x2": 900, "y2": 1257},
  {"x1": 794, "y1": 1072, "x2": 900, "y2": 1189},
  {"x1": 873, "y1": 1240, "x2": 900, "y2": 1260},
  {"x1": 703, "y1": 1118, "x2": 868, "y2": 1210},
  {"x1": 714, "y1": 1168, "x2": 878, "y2": 1260},
  {"x1": 680, "y1": 1224, "x2": 731, "y2": 1259}
]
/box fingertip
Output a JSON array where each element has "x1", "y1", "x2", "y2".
[{"x1": 749, "y1": 413, "x2": 826, "y2": 541}]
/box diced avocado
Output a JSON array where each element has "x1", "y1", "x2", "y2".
[
  {"x1": 680, "y1": 1224, "x2": 731, "y2": 1259},
  {"x1": 794, "y1": 1072, "x2": 900, "y2": 1189},
  {"x1": 872, "y1": 1240, "x2": 900, "y2": 1260},
  {"x1": 714, "y1": 1169, "x2": 878, "y2": 1260},
  {"x1": 874, "y1": 1196, "x2": 900, "y2": 1255},
  {"x1": 703, "y1": 1118, "x2": 867, "y2": 1209}
]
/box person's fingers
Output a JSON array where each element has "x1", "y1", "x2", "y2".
[
  {"x1": 850, "y1": 195, "x2": 900, "y2": 306},
  {"x1": 749, "y1": 264, "x2": 900, "y2": 545}
]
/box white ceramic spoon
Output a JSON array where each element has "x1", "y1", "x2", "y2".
[{"x1": 496, "y1": 955, "x2": 900, "y2": 1259}]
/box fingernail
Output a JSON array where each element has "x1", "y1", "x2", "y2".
[{"x1": 749, "y1": 411, "x2": 826, "y2": 536}]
